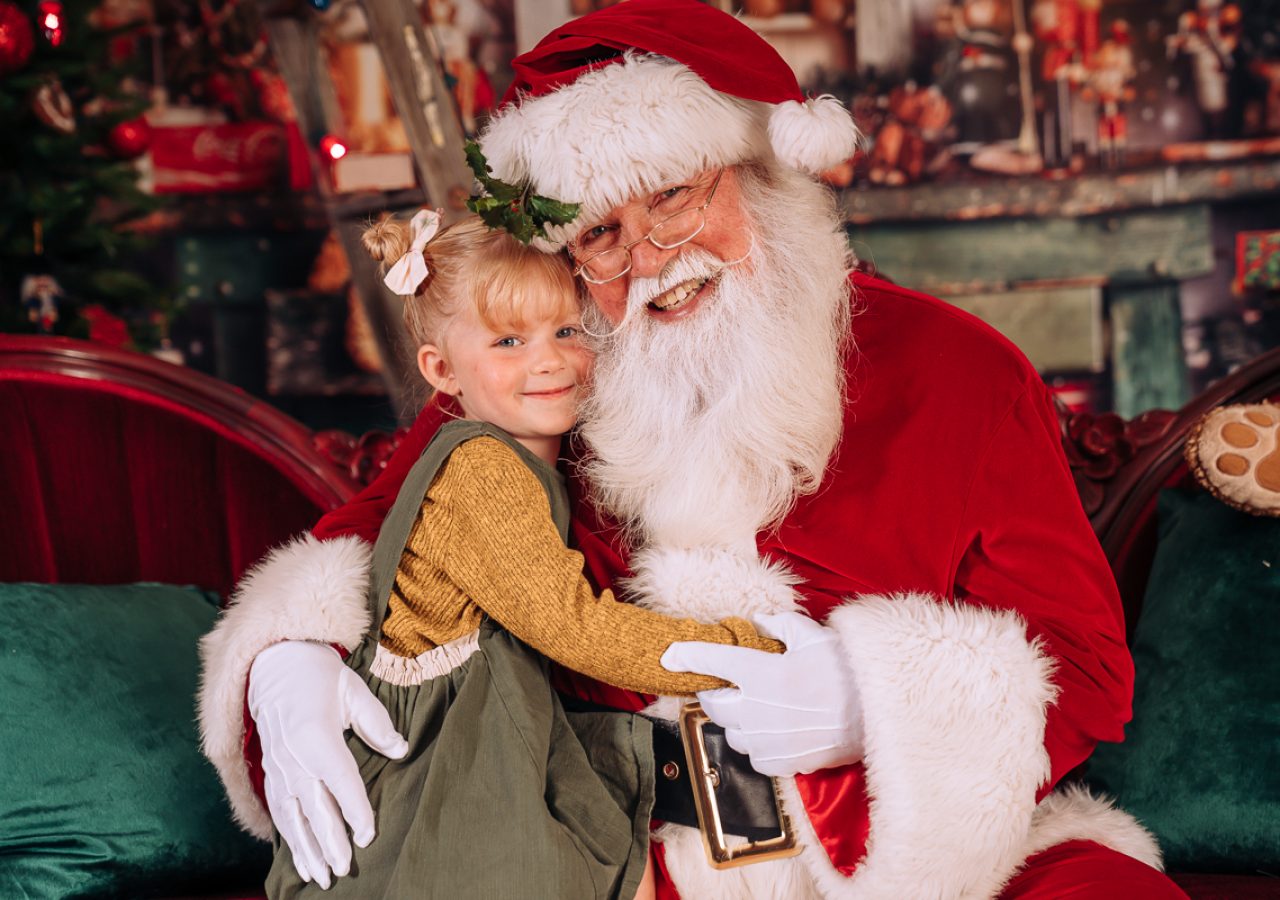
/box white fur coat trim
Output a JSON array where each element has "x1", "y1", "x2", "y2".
[
  {"x1": 1024, "y1": 783, "x2": 1162, "y2": 871},
  {"x1": 197, "y1": 532, "x2": 372, "y2": 839},
  {"x1": 654, "y1": 781, "x2": 1162, "y2": 900},
  {"x1": 637, "y1": 543, "x2": 823, "y2": 896},
  {"x1": 653, "y1": 814, "x2": 823, "y2": 900},
  {"x1": 625, "y1": 543, "x2": 802, "y2": 622},
  {"x1": 816, "y1": 592, "x2": 1056, "y2": 898}
]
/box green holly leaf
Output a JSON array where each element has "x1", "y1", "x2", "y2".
[
  {"x1": 466, "y1": 194, "x2": 509, "y2": 232},
  {"x1": 473, "y1": 207, "x2": 507, "y2": 231},
  {"x1": 527, "y1": 194, "x2": 581, "y2": 227},
  {"x1": 464, "y1": 140, "x2": 490, "y2": 179},
  {"x1": 464, "y1": 140, "x2": 521, "y2": 202},
  {"x1": 467, "y1": 195, "x2": 505, "y2": 214},
  {"x1": 463, "y1": 141, "x2": 579, "y2": 244},
  {"x1": 502, "y1": 209, "x2": 536, "y2": 245}
]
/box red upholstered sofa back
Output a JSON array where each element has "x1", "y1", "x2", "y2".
[{"x1": 0, "y1": 336, "x2": 359, "y2": 599}]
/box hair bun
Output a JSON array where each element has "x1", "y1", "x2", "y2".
[{"x1": 362, "y1": 215, "x2": 411, "y2": 264}]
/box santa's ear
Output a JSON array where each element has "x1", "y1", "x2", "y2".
[{"x1": 417, "y1": 343, "x2": 458, "y2": 396}]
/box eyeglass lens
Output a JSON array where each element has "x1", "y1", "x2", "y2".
[{"x1": 581, "y1": 209, "x2": 705, "y2": 282}]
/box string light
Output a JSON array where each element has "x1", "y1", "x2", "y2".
[
  {"x1": 37, "y1": 1, "x2": 63, "y2": 47},
  {"x1": 319, "y1": 135, "x2": 348, "y2": 161}
]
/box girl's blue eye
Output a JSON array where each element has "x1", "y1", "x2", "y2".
[{"x1": 495, "y1": 336, "x2": 520, "y2": 348}]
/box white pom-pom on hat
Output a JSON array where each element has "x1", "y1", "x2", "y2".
[{"x1": 769, "y1": 95, "x2": 863, "y2": 175}]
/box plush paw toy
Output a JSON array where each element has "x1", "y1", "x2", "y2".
[{"x1": 1186, "y1": 402, "x2": 1280, "y2": 516}]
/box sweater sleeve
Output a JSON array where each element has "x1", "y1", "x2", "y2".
[{"x1": 435, "y1": 438, "x2": 783, "y2": 695}]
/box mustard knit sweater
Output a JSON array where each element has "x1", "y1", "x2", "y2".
[{"x1": 379, "y1": 436, "x2": 782, "y2": 695}]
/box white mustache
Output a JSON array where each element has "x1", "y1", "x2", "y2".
[
  {"x1": 626, "y1": 249, "x2": 727, "y2": 315},
  {"x1": 581, "y1": 239, "x2": 757, "y2": 341},
  {"x1": 583, "y1": 240, "x2": 756, "y2": 340}
]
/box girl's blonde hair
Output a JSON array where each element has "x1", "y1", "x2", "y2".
[{"x1": 362, "y1": 213, "x2": 578, "y2": 348}]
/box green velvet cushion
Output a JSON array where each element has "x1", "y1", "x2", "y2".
[
  {"x1": 1087, "y1": 490, "x2": 1280, "y2": 872},
  {"x1": 0, "y1": 583, "x2": 270, "y2": 898}
]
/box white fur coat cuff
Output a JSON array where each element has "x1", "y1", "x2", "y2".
[
  {"x1": 819, "y1": 592, "x2": 1058, "y2": 899},
  {"x1": 197, "y1": 533, "x2": 372, "y2": 839}
]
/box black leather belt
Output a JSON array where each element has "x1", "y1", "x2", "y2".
[
  {"x1": 650, "y1": 716, "x2": 786, "y2": 841},
  {"x1": 561, "y1": 697, "x2": 786, "y2": 842}
]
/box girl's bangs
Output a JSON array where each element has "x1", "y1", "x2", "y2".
[{"x1": 472, "y1": 249, "x2": 578, "y2": 333}]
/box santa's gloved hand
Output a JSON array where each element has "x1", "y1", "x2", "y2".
[
  {"x1": 249, "y1": 640, "x2": 409, "y2": 889},
  {"x1": 661, "y1": 611, "x2": 864, "y2": 777}
]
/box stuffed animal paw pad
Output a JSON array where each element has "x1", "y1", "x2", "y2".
[{"x1": 1187, "y1": 403, "x2": 1280, "y2": 516}]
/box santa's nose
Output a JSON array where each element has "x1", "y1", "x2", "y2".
[{"x1": 628, "y1": 238, "x2": 681, "y2": 279}]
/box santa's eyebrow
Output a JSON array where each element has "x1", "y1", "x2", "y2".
[
  {"x1": 574, "y1": 222, "x2": 616, "y2": 250},
  {"x1": 647, "y1": 183, "x2": 690, "y2": 210}
]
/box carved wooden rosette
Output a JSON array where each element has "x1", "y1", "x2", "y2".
[
  {"x1": 1058, "y1": 407, "x2": 1178, "y2": 521},
  {"x1": 313, "y1": 427, "x2": 408, "y2": 487}
]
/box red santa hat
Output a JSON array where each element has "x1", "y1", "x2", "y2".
[{"x1": 478, "y1": 0, "x2": 861, "y2": 249}]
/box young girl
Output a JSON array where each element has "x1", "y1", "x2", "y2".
[{"x1": 265, "y1": 211, "x2": 782, "y2": 900}]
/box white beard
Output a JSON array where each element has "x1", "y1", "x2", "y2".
[
  {"x1": 578, "y1": 165, "x2": 853, "y2": 555},
  {"x1": 578, "y1": 172, "x2": 855, "y2": 891}
]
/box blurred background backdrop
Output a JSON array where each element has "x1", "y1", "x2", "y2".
[{"x1": 2, "y1": 0, "x2": 1278, "y2": 432}]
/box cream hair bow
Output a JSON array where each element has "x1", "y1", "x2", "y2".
[{"x1": 383, "y1": 208, "x2": 444, "y2": 295}]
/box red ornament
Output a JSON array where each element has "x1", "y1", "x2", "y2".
[
  {"x1": 0, "y1": 0, "x2": 36, "y2": 75},
  {"x1": 108, "y1": 116, "x2": 151, "y2": 159}
]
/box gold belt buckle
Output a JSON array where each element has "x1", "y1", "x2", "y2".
[{"x1": 677, "y1": 702, "x2": 802, "y2": 869}]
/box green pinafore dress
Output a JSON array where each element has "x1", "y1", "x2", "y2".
[{"x1": 266, "y1": 420, "x2": 655, "y2": 900}]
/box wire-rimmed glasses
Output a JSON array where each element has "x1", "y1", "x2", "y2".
[{"x1": 570, "y1": 168, "x2": 725, "y2": 285}]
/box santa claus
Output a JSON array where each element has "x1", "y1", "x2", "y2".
[{"x1": 198, "y1": 2, "x2": 1185, "y2": 897}]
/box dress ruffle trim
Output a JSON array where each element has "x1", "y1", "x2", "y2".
[{"x1": 370, "y1": 630, "x2": 480, "y2": 685}]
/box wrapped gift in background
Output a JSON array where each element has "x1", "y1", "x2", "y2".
[
  {"x1": 1236, "y1": 229, "x2": 1280, "y2": 293},
  {"x1": 149, "y1": 116, "x2": 291, "y2": 194}
]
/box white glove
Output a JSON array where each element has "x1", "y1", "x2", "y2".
[
  {"x1": 248, "y1": 640, "x2": 409, "y2": 889},
  {"x1": 660, "y1": 611, "x2": 865, "y2": 777}
]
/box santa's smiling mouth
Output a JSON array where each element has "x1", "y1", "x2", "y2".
[{"x1": 648, "y1": 276, "x2": 713, "y2": 314}]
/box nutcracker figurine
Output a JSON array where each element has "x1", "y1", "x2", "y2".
[
  {"x1": 427, "y1": 0, "x2": 495, "y2": 136},
  {"x1": 1089, "y1": 20, "x2": 1136, "y2": 168},
  {"x1": 1031, "y1": 0, "x2": 1101, "y2": 167},
  {"x1": 1166, "y1": 0, "x2": 1244, "y2": 139},
  {"x1": 20, "y1": 274, "x2": 63, "y2": 334}
]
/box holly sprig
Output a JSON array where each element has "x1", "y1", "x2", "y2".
[{"x1": 464, "y1": 141, "x2": 580, "y2": 244}]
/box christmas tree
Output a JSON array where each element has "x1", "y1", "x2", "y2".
[{"x1": 0, "y1": 0, "x2": 164, "y2": 343}]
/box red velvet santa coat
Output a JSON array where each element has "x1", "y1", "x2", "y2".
[{"x1": 198, "y1": 273, "x2": 1159, "y2": 899}]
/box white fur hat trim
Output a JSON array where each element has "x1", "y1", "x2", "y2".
[{"x1": 479, "y1": 54, "x2": 859, "y2": 251}]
